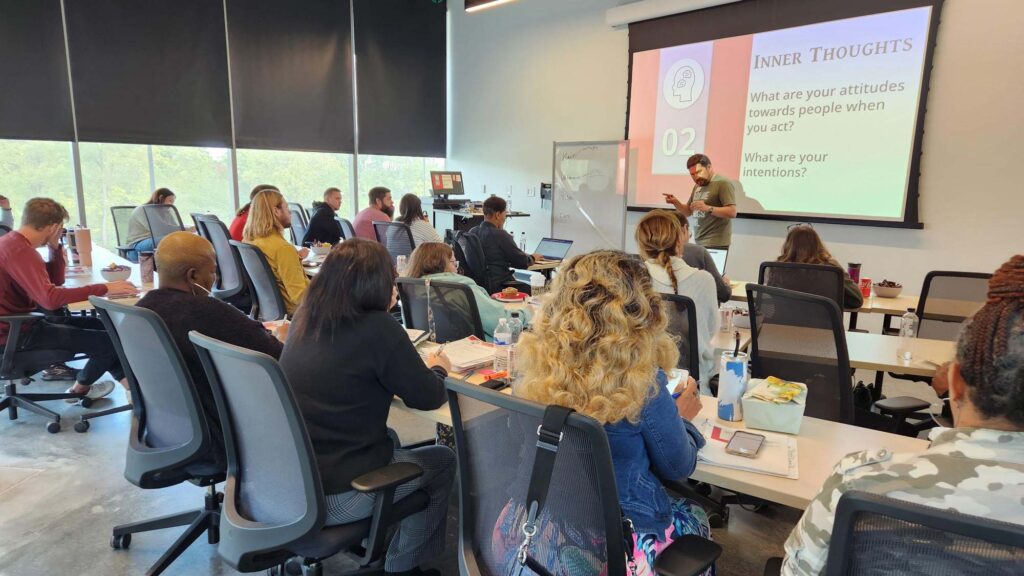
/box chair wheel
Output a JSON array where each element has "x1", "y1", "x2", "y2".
[
  {"x1": 74, "y1": 420, "x2": 90, "y2": 433},
  {"x1": 708, "y1": 510, "x2": 728, "y2": 528},
  {"x1": 46, "y1": 421, "x2": 61, "y2": 434},
  {"x1": 111, "y1": 533, "x2": 131, "y2": 549},
  {"x1": 79, "y1": 397, "x2": 93, "y2": 408},
  {"x1": 266, "y1": 567, "x2": 282, "y2": 576}
]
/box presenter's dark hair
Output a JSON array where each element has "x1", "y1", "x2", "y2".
[
  {"x1": 686, "y1": 154, "x2": 711, "y2": 169},
  {"x1": 147, "y1": 188, "x2": 175, "y2": 205},
  {"x1": 290, "y1": 238, "x2": 397, "y2": 342},
  {"x1": 368, "y1": 186, "x2": 391, "y2": 207},
  {"x1": 483, "y1": 195, "x2": 507, "y2": 218},
  {"x1": 398, "y1": 193, "x2": 425, "y2": 226}
]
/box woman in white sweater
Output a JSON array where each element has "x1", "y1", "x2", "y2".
[
  {"x1": 397, "y1": 193, "x2": 443, "y2": 246},
  {"x1": 636, "y1": 210, "x2": 720, "y2": 390}
]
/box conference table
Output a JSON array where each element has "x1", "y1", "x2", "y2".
[
  {"x1": 57, "y1": 244, "x2": 150, "y2": 312},
  {"x1": 304, "y1": 255, "x2": 560, "y2": 277},
  {"x1": 728, "y1": 280, "x2": 918, "y2": 316}
]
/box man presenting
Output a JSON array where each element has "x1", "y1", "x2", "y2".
[{"x1": 664, "y1": 154, "x2": 737, "y2": 249}]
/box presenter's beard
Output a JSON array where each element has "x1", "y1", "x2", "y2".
[{"x1": 694, "y1": 177, "x2": 710, "y2": 187}]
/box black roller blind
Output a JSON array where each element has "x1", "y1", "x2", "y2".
[
  {"x1": 227, "y1": 0, "x2": 354, "y2": 153},
  {"x1": 354, "y1": 0, "x2": 447, "y2": 158},
  {"x1": 64, "y1": 0, "x2": 232, "y2": 147},
  {"x1": 0, "y1": 0, "x2": 74, "y2": 141}
]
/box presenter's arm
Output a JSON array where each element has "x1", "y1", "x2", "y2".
[
  {"x1": 663, "y1": 193, "x2": 694, "y2": 217},
  {"x1": 708, "y1": 205, "x2": 738, "y2": 219}
]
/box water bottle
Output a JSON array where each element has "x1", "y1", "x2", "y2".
[
  {"x1": 493, "y1": 318, "x2": 512, "y2": 373},
  {"x1": 717, "y1": 351, "x2": 748, "y2": 422},
  {"x1": 897, "y1": 308, "x2": 917, "y2": 361},
  {"x1": 508, "y1": 312, "x2": 523, "y2": 344},
  {"x1": 529, "y1": 273, "x2": 546, "y2": 297},
  {"x1": 518, "y1": 232, "x2": 527, "y2": 252},
  {"x1": 396, "y1": 255, "x2": 408, "y2": 276}
]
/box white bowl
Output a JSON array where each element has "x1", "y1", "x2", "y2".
[
  {"x1": 100, "y1": 268, "x2": 131, "y2": 282},
  {"x1": 310, "y1": 245, "x2": 332, "y2": 257},
  {"x1": 873, "y1": 284, "x2": 903, "y2": 298},
  {"x1": 731, "y1": 314, "x2": 751, "y2": 329}
]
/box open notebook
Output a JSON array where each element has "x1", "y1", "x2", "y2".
[
  {"x1": 694, "y1": 418, "x2": 799, "y2": 479},
  {"x1": 417, "y1": 335, "x2": 495, "y2": 373}
]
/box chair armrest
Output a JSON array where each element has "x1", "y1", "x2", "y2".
[
  {"x1": 350, "y1": 462, "x2": 423, "y2": 493},
  {"x1": 0, "y1": 313, "x2": 46, "y2": 375},
  {"x1": 653, "y1": 535, "x2": 722, "y2": 576},
  {"x1": 874, "y1": 396, "x2": 932, "y2": 415}
]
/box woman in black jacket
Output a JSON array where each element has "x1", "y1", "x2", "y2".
[{"x1": 281, "y1": 238, "x2": 453, "y2": 576}]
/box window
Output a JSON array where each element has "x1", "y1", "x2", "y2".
[
  {"x1": 235, "y1": 149, "x2": 354, "y2": 219},
  {"x1": 0, "y1": 139, "x2": 79, "y2": 227},
  {"x1": 356, "y1": 154, "x2": 445, "y2": 208},
  {"x1": 79, "y1": 142, "x2": 233, "y2": 250}
]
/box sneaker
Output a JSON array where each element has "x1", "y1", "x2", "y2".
[
  {"x1": 42, "y1": 364, "x2": 78, "y2": 381},
  {"x1": 64, "y1": 381, "x2": 116, "y2": 403}
]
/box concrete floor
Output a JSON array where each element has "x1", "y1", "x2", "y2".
[{"x1": 0, "y1": 370, "x2": 937, "y2": 575}]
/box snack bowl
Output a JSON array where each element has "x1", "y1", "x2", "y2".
[
  {"x1": 101, "y1": 267, "x2": 131, "y2": 282},
  {"x1": 873, "y1": 282, "x2": 903, "y2": 298},
  {"x1": 731, "y1": 311, "x2": 751, "y2": 329},
  {"x1": 310, "y1": 245, "x2": 332, "y2": 257}
]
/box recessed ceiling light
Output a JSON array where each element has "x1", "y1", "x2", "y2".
[{"x1": 465, "y1": 0, "x2": 518, "y2": 14}]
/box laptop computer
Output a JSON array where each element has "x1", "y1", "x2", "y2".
[
  {"x1": 533, "y1": 238, "x2": 573, "y2": 262},
  {"x1": 706, "y1": 247, "x2": 729, "y2": 274}
]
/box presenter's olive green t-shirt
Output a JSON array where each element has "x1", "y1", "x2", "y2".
[{"x1": 687, "y1": 174, "x2": 736, "y2": 247}]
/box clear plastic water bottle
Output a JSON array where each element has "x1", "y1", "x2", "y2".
[
  {"x1": 529, "y1": 273, "x2": 546, "y2": 297},
  {"x1": 508, "y1": 312, "x2": 523, "y2": 344},
  {"x1": 897, "y1": 308, "x2": 917, "y2": 361},
  {"x1": 396, "y1": 255, "x2": 408, "y2": 276},
  {"x1": 518, "y1": 232, "x2": 527, "y2": 252},
  {"x1": 493, "y1": 318, "x2": 512, "y2": 373}
]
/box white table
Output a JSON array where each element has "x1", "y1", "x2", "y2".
[{"x1": 60, "y1": 244, "x2": 151, "y2": 312}]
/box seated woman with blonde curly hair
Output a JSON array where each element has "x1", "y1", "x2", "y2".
[{"x1": 496, "y1": 250, "x2": 713, "y2": 576}]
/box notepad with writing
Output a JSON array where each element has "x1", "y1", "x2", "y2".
[
  {"x1": 419, "y1": 336, "x2": 495, "y2": 372},
  {"x1": 694, "y1": 418, "x2": 799, "y2": 479}
]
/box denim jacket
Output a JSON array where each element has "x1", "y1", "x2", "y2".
[{"x1": 604, "y1": 371, "x2": 706, "y2": 536}]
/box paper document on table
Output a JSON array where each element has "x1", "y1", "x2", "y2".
[
  {"x1": 420, "y1": 336, "x2": 495, "y2": 372},
  {"x1": 405, "y1": 328, "x2": 426, "y2": 341},
  {"x1": 695, "y1": 418, "x2": 799, "y2": 479}
]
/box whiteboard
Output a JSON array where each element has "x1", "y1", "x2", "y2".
[{"x1": 551, "y1": 141, "x2": 628, "y2": 259}]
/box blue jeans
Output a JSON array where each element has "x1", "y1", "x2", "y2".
[{"x1": 126, "y1": 237, "x2": 155, "y2": 263}]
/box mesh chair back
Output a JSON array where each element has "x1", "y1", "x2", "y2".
[
  {"x1": 661, "y1": 294, "x2": 701, "y2": 379},
  {"x1": 826, "y1": 490, "x2": 1024, "y2": 576},
  {"x1": 446, "y1": 379, "x2": 628, "y2": 576},
  {"x1": 196, "y1": 215, "x2": 246, "y2": 299},
  {"x1": 759, "y1": 262, "x2": 846, "y2": 309},
  {"x1": 287, "y1": 202, "x2": 309, "y2": 225},
  {"x1": 289, "y1": 211, "x2": 309, "y2": 246},
  {"x1": 110, "y1": 205, "x2": 136, "y2": 248},
  {"x1": 397, "y1": 278, "x2": 485, "y2": 343},
  {"x1": 190, "y1": 213, "x2": 210, "y2": 240},
  {"x1": 189, "y1": 332, "x2": 322, "y2": 571},
  {"x1": 337, "y1": 217, "x2": 355, "y2": 240},
  {"x1": 373, "y1": 221, "x2": 415, "y2": 264},
  {"x1": 916, "y1": 271, "x2": 991, "y2": 341},
  {"x1": 456, "y1": 233, "x2": 489, "y2": 290},
  {"x1": 89, "y1": 297, "x2": 211, "y2": 487},
  {"x1": 747, "y1": 284, "x2": 853, "y2": 424},
  {"x1": 230, "y1": 240, "x2": 287, "y2": 321},
  {"x1": 141, "y1": 204, "x2": 185, "y2": 248}
]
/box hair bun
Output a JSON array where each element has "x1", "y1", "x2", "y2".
[{"x1": 987, "y1": 255, "x2": 1024, "y2": 304}]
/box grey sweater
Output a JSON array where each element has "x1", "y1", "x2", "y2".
[{"x1": 682, "y1": 243, "x2": 732, "y2": 303}]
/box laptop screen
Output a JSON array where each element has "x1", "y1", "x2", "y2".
[
  {"x1": 534, "y1": 238, "x2": 573, "y2": 261},
  {"x1": 706, "y1": 247, "x2": 728, "y2": 274}
]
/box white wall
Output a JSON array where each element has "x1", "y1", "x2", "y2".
[{"x1": 449, "y1": 0, "x2": 1024, "y2": 297}]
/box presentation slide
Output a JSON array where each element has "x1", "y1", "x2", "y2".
[{"x1": 627, "y1": 7, "x2": 933, "y2": 222}]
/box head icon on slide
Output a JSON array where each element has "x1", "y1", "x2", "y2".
[{"x1": 663, "y1": 58, "x2": 705, "y2": 110}]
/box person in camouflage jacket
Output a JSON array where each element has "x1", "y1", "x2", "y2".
[{"x1": 782, "y1": 254, "x2": 1024, "y2": 575}]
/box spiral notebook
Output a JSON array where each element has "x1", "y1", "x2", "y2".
[{"x1": 694, "y1": 418, "x2": 799, "y2": 479}]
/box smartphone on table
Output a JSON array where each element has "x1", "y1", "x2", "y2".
[{"x1": 725, "y1": 430, "x2": 766, "y2": 458}]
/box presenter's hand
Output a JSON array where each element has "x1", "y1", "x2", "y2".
[
  {"x1": 674, "y1": 376, "x2": 702, "y2": 421},
  {"x1": 662, "y1": 193, "x2": 685, "y2": 210},
  {"x1": 690, "y1": 200, "x2": 709, "y2": 213}
]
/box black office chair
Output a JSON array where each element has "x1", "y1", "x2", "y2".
[
  {"x1": 336, "y1": 217, "x2": 356, "y2": 241},
  {"x1": 759, "y1": 262, "x2": 846, "y2": 308},
  {"x1": 189, "y1": 332, "x2": 431, "y2": 576},
  {"x1": 141, "y1": 204, "x2": 186, "y2": 250},
  {"x1": 372, "y1": 221, "x2": 416, "y2": 265},
  {"x1": 190, "y1": 212, "x2": 210, "y2": 240},
  {"x1": 455, "y1": 232, "x2": 489, "y2": 290},
  {"x1": 0, "y1": 313, "x2": 86, "y2": 433},
  {"x1": 661, "y1": 294, "x2": 701, "y2": 380},
  {"x1": 765, "y1": 490, "x2": 1024, "y2": 576},
  {"x1": 0, "y1": 224, "x2": 11, "y2": 237},
  {"x1": 396, "y1": 278, "x2": 485, "y2": 343},
  {"x1": 89, "y1": 298, "x2": 223, "y2": 576},
  {"x1": 289, "y1": 209, "x2": 310, "y2": 247},
  {"x1": 110, "y1": 205, "x2": 140, "y2": 259},
  {"x1": 195, "y1": 214, "x2": 250, "y2": 312},
  {"x1": 230, "y1": 240, "x2": 287, "y2": 322},
  {"x1": 747, "y1": 284, "x2": 928, "y2": 430},
  {"x1": 288, "y1": 202, "x2": 310, "y2": 226},
  {"x1": 446, "y1": 378, "x2": 721, "y2": 576}
]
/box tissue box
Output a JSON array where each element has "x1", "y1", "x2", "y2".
[{"x1": 741, "y1": 378, "x2": 807, "y2": 435}]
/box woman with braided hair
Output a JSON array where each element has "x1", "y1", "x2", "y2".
[
  {"x1": 781, "y1": 254, "x2": 1024, "y2": 576},
  {"x1": 636, "y1": 210, "x2": 719, "y2": 389}
]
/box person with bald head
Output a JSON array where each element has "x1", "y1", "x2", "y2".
[{"x1": 136, "y1": 232, "x2": 283, "y2": 466}]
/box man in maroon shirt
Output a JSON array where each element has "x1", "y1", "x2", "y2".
[{"x1": 0, "y1": 198, "x2": 136, "y2": 400}]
